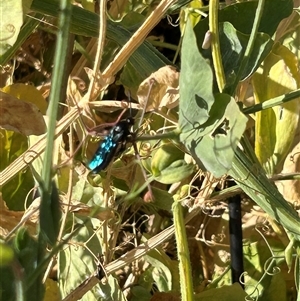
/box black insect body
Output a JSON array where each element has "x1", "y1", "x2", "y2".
[{"x1": 88, "y1": 117, "x2": 135, "y2": 173}]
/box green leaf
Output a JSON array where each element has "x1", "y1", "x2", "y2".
[
  {"x1": 219, "y1": 22, "x2": 273, "y2": 84},
  {"x1": 14, "y1": 228, "x2": 39, "y2": 273},
  {"x1": 13, "y1": 228, "x2": 44, "y2": 301},
  {"x1": 262, "y1": 273, "x2": 287, "y2": 301},
  {"x1": 179, "y1": 22, "x2": 214, "y2": 134},
  {"x1": 219, "y1": 0, "x2": 293, "y2": 36},
  {"x1": 58, "y1": 217, "x2": 125, "y2": 301},
  {"x1": 99, "y1": 275, "x2": 126, "y2": 301},
  {"x1": 131, "y1": 286, "x2": 151, "y2": 301},
  {"x1": 150, "y1": 187, "x2": 174, "y2": 211},
  {"x1": 179, "y1": 22, "x2": 247, "y2": 177},
  {"x1": 192, "y1": 94, "x2": 247, "y2": 177},
  {"x1": 151, "y1": 143, "x2": 184, "y2": 176},
  {"x1": 154, "y1": 160, "x2": 195, "y2": 184},
  {"x1": 0, "y1": 242, "x2": 14, "y2": 266},
  {"x1": 58, "y1": 217, "x2": 103, "y2": 300},
  {"x1": 144, "y1": 249, "x2": 178, "y2": 292},
  {"x1": 0, "y1": 267, "x2": 16, "y2": 300},
  {"x1": 194, "y1": 0, "x2": 293, "y2": 40},
  {"x1": 193, "y1": 0, "x2": 292, "y2": 83}
]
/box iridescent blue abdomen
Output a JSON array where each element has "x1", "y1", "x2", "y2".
[{"x1": 88, "y1": 118, "x2": 134, "y2": 173}]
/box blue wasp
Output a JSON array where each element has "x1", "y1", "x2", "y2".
[
  {"x1": 87, "y1": 116, "x2": 135, "y2": 173},
  {"x1": 86, "y1": 109, "x2": 153, "y2": 200},
  {"x1": 86, "y1": 80, "x2": 153, "y2": 178}
]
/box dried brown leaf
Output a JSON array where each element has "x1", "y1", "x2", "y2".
[
  {"x1": 0, "y1": 91, "x2": 46, "y2": 136},
  {"x1": 0, "y1": 194, "x2": 35, "y2": 238},
  {"x1": 137, "y1": 65, "x2": 179, "y2": 111},
  {"x1": 277, "y1": 137, "x2": 300, "y2": 204}
]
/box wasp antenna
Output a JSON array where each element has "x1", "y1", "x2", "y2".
[
  {"x1": 137, "y1": 78, "x2": 155, "y2": 129},
  {"x1": 127, "y1": 91, "x2": 133, "y2": 118}
]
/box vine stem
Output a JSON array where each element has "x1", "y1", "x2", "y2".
[
  {"x1": 173, "y1": 200, "x2": 194, "y2": 301},
  {"x1": 209, "y1": 0, "x2": 226, "y2": 92}
]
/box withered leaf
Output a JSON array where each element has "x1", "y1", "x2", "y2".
[
  {"x1": 0, "y1": 91, "x2": 46, "y2": 136},
  {"x1": 137, "y1": 65, "x2": 179, "y2": 111}
]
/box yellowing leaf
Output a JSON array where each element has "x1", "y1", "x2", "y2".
[
  {"x1": 2, "y1": 83, "x2": 48, "y2": 114},
  {"x1": 180, "y1": 0, "x2": 204, "y2": 32},
  {"x1": 253, "y1": 44, "x2": 300, "y2": 174},
  {"x1": 43, "y1": 278, "x2": 61, "y2": 301}
]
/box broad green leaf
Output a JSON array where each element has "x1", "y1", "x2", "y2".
[
  {"x1": 242, "y1": 241, "x2": 282, "y2": 300},
  {"x1": 98, "y1": 275, "x2": 126, "y2": 301},
  {"x1": 208, "y1": 239, "x2": 287, "y2": 301},
  {"x1": 253, "y1": 45, "x2": 300, "y2": 174},
  {"x1": 59, "y1": 218, "x2": 125, "y2": 301},
  {"x1": 219, "y1": 22, "x2": 273, "y2": 84},
  {"x1": 151, "y1": 143, "x2": 185, "y2": 176},
  {"x1": 219, "y1": 0, "x2": 293, "y2": 36},
  {"x1": 145, "y1": 248, "x2": 179, "y2": 292},
  {"x1": 194, "y1": 0, "x2": 293, "y2": 41},
  {"x1": 72, "y1": 176, "x2": 105, "y2": 207},
  {"x1": 0, "y1": 265, "x2": 16, "y2": 300},
  {"x1": 262, "y1": 273, "x2": 287, "y2": 301},
  {"x1": 188, "y1": 93, "x2": 247, "y2": 177},
  {"x1": 154, "y1": 160, "x2": 195, "y2": 185},
  {"x1": 193, "y1": 0, "x2": 292, "y2": 83},
  {"x1": 179, "y1": 21, "x2": 213, "y2": 135},
  {"x1": 179, "y1": 23, "x2": 247, "y2": 177},
  {"x1": 58, "y1": 217, "x2": 104, "y2": 300}
]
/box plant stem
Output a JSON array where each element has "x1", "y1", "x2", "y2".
[
  {"x1": 243, "y1": 88, "x2": 300, "y2": 114},
  {"x1": 173, "y1": 200, "x2": 194, "y2": 301},
  {"x1": 209, "y1": 0, "x2": 226, "y2": 92},
  {"x1": 41, "y1": 0, "x2": 72, "y2": 192},
  {"x1": 227, "y1": 0, "x2": 266, "y2": 95}
]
